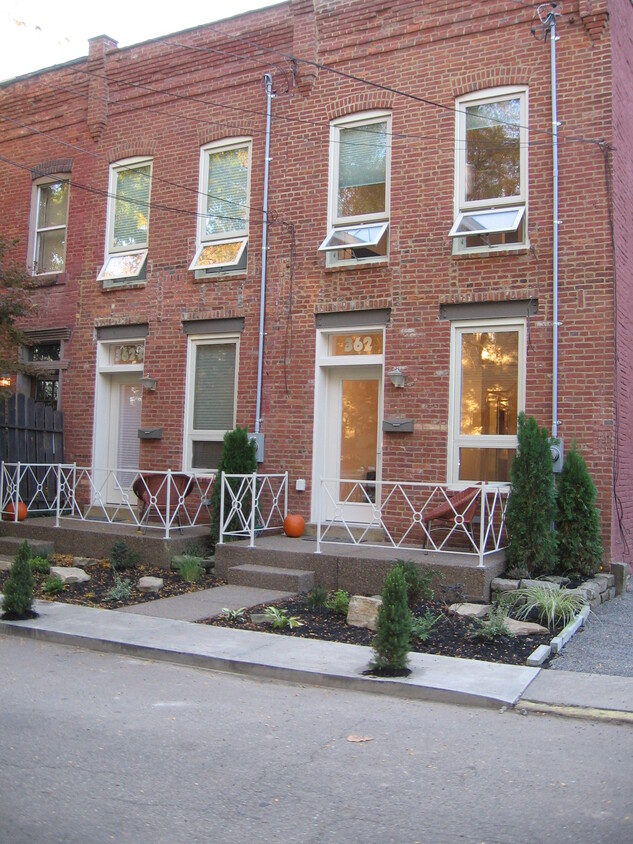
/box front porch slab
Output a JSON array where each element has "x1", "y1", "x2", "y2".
[{"x1": 215, "y1": 534, "x2": 507, "y2": 602}]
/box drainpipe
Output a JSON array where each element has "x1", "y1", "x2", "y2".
[
  {"x1": 255, "y1": 73, "x2": 274, "y2": 437},
  {"x1": 546, "y1": 6, "x2": 560, "y2": 438}
]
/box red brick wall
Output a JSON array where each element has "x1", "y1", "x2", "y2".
[{"x1": 0, "y1": 0, "x2": 629, "y2": 562}]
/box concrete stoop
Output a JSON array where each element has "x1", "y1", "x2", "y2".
[
  {"x1": 228, "y1": 563, "x2": 314, "y2": 593},
  {"x1": 0, "y1": 535, "x2": 55, "y2": 558}
]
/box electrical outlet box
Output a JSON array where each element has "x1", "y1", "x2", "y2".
[
  {"x1": 549, "y1": 437, "x2": 564, "y2": 473},
  {"x1": 249, "y1": 432, "x2": 265, "y2": 463}
]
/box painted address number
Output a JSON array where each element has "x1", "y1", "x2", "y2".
[{"x1": 332, "y1": 333, "x2": 383, "y2": 356}]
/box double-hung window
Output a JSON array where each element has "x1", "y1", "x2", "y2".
[
  {"x1": 30, "y1": 178, "x2": 70, "y2": 275},
  {"x1": 189, "y1": 138, "x2": 251, "y2": 275},
  {"x1": 98, "y1": 157, "x2": 152, "y2": 283},
  {"x1": 448, "y1": 319, "x2": 525, "y2": 483},
  {"x1": 450, "y1": 88, "x2": 528, "y2": 253},
  {"x1": 319, "y1": 111, "x2": 391, "y2": 266},
  {"x1": 184, "y1": 336, "x2": 239, "y2": 471}
]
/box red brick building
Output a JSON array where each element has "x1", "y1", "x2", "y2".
[{"x1": 0, "y1": 0, "x2": 631, "y2": 562}]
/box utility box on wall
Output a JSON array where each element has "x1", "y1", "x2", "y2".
[
  {"x1": 250, "y1": 432, "x2": 265, "y2": 463},
  {"x1": 550, "y1": 438, "x2": 564, "y2": 473}
]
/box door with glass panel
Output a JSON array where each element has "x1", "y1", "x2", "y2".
[
  {"x1": 106, "y1": 374, "x2": 142, "y2": 504},
  {"x1": 325, "y1": 366, "x2": 382, "y2": 523},
  {"x1": 450, "y1": 322, "x2": 524, "y2": 483}
]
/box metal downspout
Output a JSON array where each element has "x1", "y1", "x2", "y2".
[
  {"x1": 548, "y1": 10, "x2": 560, "y2": 438},
  {"x1": 255, "y1": 73, "x2": 274, "y2": 435}
]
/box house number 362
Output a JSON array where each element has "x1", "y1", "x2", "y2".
[{"x1": 344, "y1": 335, "x2": 373, "y2": 354}]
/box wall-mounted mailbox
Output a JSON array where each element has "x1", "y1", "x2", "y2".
[
  {"x1": 138, "y1": 428, "x2": 163, "y2": 440},
  {"x1": 383, "y1": 418, "x2": 414, "y2": 433}
]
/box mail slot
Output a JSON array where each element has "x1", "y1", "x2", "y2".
[
  {"x1": 138, "y1": 428, "x2": 163, "y2": 440},
  {"x1": 382, "y1": 418, "x2": 414, "y2": 433}
]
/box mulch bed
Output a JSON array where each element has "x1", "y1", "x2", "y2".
[
  {"x1": 203, "y1": 595, "x2": 556, "y2": 666},
  {"x1": 0, "y1": 554, "x2": 225, "y2": 611}
]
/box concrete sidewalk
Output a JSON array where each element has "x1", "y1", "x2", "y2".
[{"x1": 1, "y1": 588, "x2": 632, "y2": 719}]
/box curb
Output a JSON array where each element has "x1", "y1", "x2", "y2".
[{"x1": 518, "y1": 700, "x2": 633, "y2": 726}]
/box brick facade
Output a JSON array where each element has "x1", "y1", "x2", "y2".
[{"x1": 0, "y1": 1, "x2": 631, "y2": 562}]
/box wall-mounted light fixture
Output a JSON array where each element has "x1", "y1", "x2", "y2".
[
  {"x1": 387, "y1": 367, "x2": 406, "y2": 388},
  {"x1": 140, "y1": 376, "x2": 157, "y2": 391},
  {"x1": 0, "y1": 376, "x2": 12, "y2": 388}
]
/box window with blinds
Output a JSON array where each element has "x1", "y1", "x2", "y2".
[
  {"x1": 186, "y1": 339, "x2": 238, "y2": 471},
  {"x1": 98, "y1": 157, "x2": 152, "y2": 283},
  {"x1": 189, "y1": 139, "x2": 251, "y2": 274},
  {"x1": 319, "y1": 112, "x2": 391, "y2": 266}
]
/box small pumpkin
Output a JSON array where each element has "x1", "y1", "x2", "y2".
[
  {"x1": 4, "y1": 501, "x2": 27, "y2": 521},
  {"x1": 283, "y1": 513, "x2": 305, "y2": 538}
]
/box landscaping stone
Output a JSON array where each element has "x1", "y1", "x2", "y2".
[
  {"x1": 137, "y1": 576, "x2": 163, "y2": 593},
  {"x1": 579, "y1": 581, "x2": 600, "y2": 602},
  {"x1": 519, "y1": 579, "x2": 560, "y2": 591},
  {"x1": 50, "y1": 566, "x2": 90, "y2": 584},
  {"x1": 347, "y1": 595, "x2": 382, "y2": 631},
  {"x1": 526, "y1": 644, "x2": 552, "y2": 666},
  {"x1": 594, "y1": 572, "x2": 615, "y2": 590},
  {"x1": 504, "y1": 617, "x2": 549, "y2": 636},
  {"x1": 610, "y1": 562, "x2": 628, "y2": 596},
  {"x1": 250, "y1": 613, "x2": 273, "y2": 625},
  {"x1": 491, "y1": 578, "x2": 520, "y2": 592},
  {"x1": 448, "y1": 602, "x2": 490, "y2": 619},
  {"x1": 73, "y1": 557, "x2": 101, "y2": 568}
]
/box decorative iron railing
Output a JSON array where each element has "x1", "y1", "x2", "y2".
[
  {"x1": 0, "y1": 462, "x2": 215, "y2": 539},
  {"x1": 316, "y1": 478, "x2": 510, "y2": 567},
  {"x1": 218, "y1": 472, "x2": 288, "y2": 546}
]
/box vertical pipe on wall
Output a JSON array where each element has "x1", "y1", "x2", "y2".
[
  {"x1": 255, "y1": 73, "x2": 274, "y2": 435},
  {"x1": 548, "y1": 9, "x2": 560, "y2": 438}
]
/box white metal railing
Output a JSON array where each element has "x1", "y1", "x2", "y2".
[
  {"x1": 317, "y1": 478, "x2": 510, "y2": 567},
  {"x1": 0, "y1": 462, "x2": 215, "y2": 540},
  {"x1": 218, "y1": 472, "x2": 288, "y2": 546}
]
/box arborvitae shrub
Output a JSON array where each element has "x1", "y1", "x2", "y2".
[
  {"x1": 2, "y1": 540, "x2": 34, "y2": 617},
  {"x1": 505, "y1": 414, "x2": 557, "y2": 577},
  {"x1": 371, "y1": 566, "x2": 412, "y2": 673},
  {"x1": 556, "y1": 444, "x2": 603, "y2": 578},
  {"x1": 210, "y1": 426, "x2": 257, "y2": 541}
]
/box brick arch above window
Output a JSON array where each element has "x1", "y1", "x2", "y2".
[
  {"x1": 197, "y1": 122, "x2": 257, "y2": 147},
  {"x1": 106, "y1": 142, "x2": 158, "y2": 164},
  {"x1": 30, "y1": 159, "x2": 73, "y2": 180},
  {"x1": 451, "y1": 68, "x2": 532, "y2": 99},
  {"x1": 325, "y1": 92, "x2": 394, "y2": 122}
]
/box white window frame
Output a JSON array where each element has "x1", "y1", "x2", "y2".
[
  {"x1": 183, "y1": 334, "x2": 240, "y2": 473},
  {"x1": 189, "y1": 137, "x2": 252, "y2": 276},
  {"x1": 447, "y1": 318, "x2": 526, "y2": 483},
  {"x1": 452, "y1": 87, "x2": 528, "y2": 255},
  {"x1": 98, "y1": 157, "x2": 152, "y2": 283},
  {"x1": 28, "y1": 175, "x2": 70, "y2": 276},
  {"x1": 320, "y1": 111, "x2": 391, "y2": 267}
]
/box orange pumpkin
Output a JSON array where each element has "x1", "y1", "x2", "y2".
[
  {"x1": 4, "y1": 501, "x2": 27, "y2": 521},
  {"x1": 283, "y1": 513, "x2": 305, "y2": 538}
]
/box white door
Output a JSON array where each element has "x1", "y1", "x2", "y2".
[
  {"x1": 324, "y1": 366, "x2": 382, "y2": 523},
  {"x1": 106, "y1": 374, "x2": 142, "y2": 503}
]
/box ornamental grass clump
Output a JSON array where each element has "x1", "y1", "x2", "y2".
[
  {"x1": 505, "y1": 584, "x2": 586, "y2": 631},
  {"x1": 370, "y1": 566, "x2": 411, "y2": 675},
  {"x1": 1, "y1": 540, "x2": 35, "y2": 618},
  {"x1": 177, "y1": 555, "x2": 204, "y2": 583},
  {"x1": 556, "y1": 443, "x2": 603, "y2": 579},
  {"x1": 505, "y1": 414, "x2": 557, "y2": 577}
]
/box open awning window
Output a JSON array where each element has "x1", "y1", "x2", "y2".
[
  {"x1": 318, "y1": 222, "x2": 389, "y2": 256},
  {"x1": 189, "y1": 237, "x2": 248, "y2": 273},
  {"x1": 97, "y1": 249, "x2": 148, "y2": 281},
  {"x1": 449, "y1": 207, "x2": 525, "y2": 238}
]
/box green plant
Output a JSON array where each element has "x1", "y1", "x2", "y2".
[
  {"x1": 263, "y1": 606, "x2": 304, "y2": 629},
  {"x1": 505, "y1": 413, "x2": 557, "y2": 577},
  {"x1": 1, "y1": 540, "x2": 34, "y2": 617},
  {"x1": 505, "y1": 584, "x2": 587, "y2": 631},
  {"x1": 110, "y1": 540, "x2": 139, "y2": 572},
  {"x1": 470, "y1": 604, "x2": 514, "y2": 641},
  {"x1": 410, "y1": 608, "x2": 442, "y2": 642},
  {"x1": 177, "y1": 555, "x2": 204, "y2": 583},
  {"x1": 210, "y1": 426, "x2": 258, "y2": 541},
  {"x1": 305, "y1": 585, "x2": 327, "y2": 610},
  {"x1": 41, "y1": 575, "x2": 65, "y2": 595},
  {"x1": 556, "y1": 443, "x2": 603, "y2": 578},
  {"x1": 221, "y1": 606, "x2": 246, "y2": 621},
  {"x1": 371, "y1": 566, "x2": 411, "y2": 673},
  {"x1": 29, "y1": 555, "x2": 50, "y2": 574},
  {"x1": 326, "y1": 589, "x2": 350, "y2": 616},
  {"x1": 104, "y1": 575, "x2": 133, "y2": 602},
  {"x1": 394, "y1": 560, "x2": 437, "y2": 607}
]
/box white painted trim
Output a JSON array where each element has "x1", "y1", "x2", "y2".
[
  {"x1": 104, "y1": 157, "x2": 153, "y2": 257},
  {"x1": 28, "y1": 175, "x2": 70, "y2": 276},
  {"x1": 196, "y1": 137, "x2": 252, "y2": 246}
]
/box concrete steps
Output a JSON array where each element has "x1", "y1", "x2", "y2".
[
  {"x1": 0, "y1": 535, "x2": 55, "y2": 558},
  {"x1": 227, "y1": 563, "x2": 314, "y2": 593}
]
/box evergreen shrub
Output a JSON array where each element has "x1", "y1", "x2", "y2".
[
  {"x1": 210, "y1": 426, "x2": 257, "y2": 541},
  {"x1": 2, "y1": 540, "x2": 34, "y2": 618},
  {"x1": 556, "y1": 443, "x2": 603, "y2": 578},
  {"x1": 505, "y1": 413, "x2": 557, "y2": 577},
  {"x1": 370, "y1": 566, "x2": 411, "y2": 674}
]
